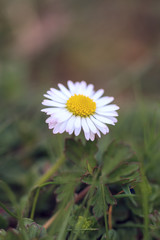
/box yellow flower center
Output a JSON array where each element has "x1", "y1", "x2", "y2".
[{"x1": 66, "y1": 94, "x2": 96, "y2": 117}]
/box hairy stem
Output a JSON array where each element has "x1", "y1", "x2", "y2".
[
  {"x1": 30, "y1": 187, "x2": 40, "y2": 220},
  {"x1": 36, "y1": 154, "x2": 65, "y2": 186}
]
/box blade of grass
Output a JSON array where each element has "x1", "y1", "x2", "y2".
[
  {"x1": 0, "y1": 201, "x2": 18, "y2": 219},
  {"x1": 101, "y1": 180, "x2": 109, "y2": 239},
  {"x1": 57, "y1": 206, "x2": 72, "y2": 240},
  {"x1": 0, "y1": 180, "x2": 17, "y2": 206}
]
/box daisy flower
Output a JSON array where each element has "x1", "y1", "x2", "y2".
[{"x1": 41, "y1": 81, "x2": 119, "y2": 141}]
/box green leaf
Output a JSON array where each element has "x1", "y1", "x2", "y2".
[
  {"x1": 102, "y1": 146, "x2": 140, "y2": 184},
  {"x1": 81, "y1": 174, "x2": 94, "y2": 185},
  {"x1": 65, "y1": 139, "x2": 84, "y2": 164},
  {"x1": 103, "y1": 162, "x2": 140, "y2": 185},
  {"x1": 0, "y1": 201, "x2": 18, "y2": 219},
  {"x1": 108, "y1": 229, "x2": 119, "y2": 240},
  {"x1": 119, "y1": 184, "x2": 137, "y2": 205},
  {"x1": 102, "y1": 141, "x2": 134, "y2": 177},
  {"x1": 5, "y1": 229, "x2": 22, "y2": 240},
  {"x1": 65, "y1": 138, "x2": 97, "y2": 168},
  {"x1": 92, "y1": 183, "x2": 116, "y2": 218},
  {"x1": 105, "y1": 186, "x2": 117, "y2": 205},
  {"x1": 92, "y1": 187, "x2": 104, "y2": 218},
  {"x1": 26, "y1": 223, "x2": 47, "y2": 239},
  {"x1": 122, "y1": 185, "x2": 131, "y2": 195},
  {"x1": 84, "y1": 140, "x2": 97, "y2": 168},
  {"x1": 18, "y1": 218, "x2": 47, "y2": 239},
  {"x1": 55, "y1": 181, "x2": 76, "y2": 202},
  {"x1": 0, "y1": 180, "x2": 17, "y2": 206},
  {"x1": 81, "y1": 168, "x2": 100, "y2": 186}
]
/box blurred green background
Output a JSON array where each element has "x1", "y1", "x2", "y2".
[{"x1": 0, "y1": 0, "x2": 160, "y2": 234}]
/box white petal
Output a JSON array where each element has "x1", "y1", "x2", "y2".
[
  {"x1": 67, "y1": 80, "x2": 75, "y2": 95},
  {"x1": 95, "y1": 110, "x2": 118, "y2": 117},
  {"x1": 98, "y1": 104, "x2": 120, "y2": 112},
  {"x1": 96, "y1": 129, "x2": 101, "y2": 138},
  {"x1": 106, "y1": 116, "x2": 118, "y2": 123},
  {"x1": 41, "y1": 108, "x2": 64, "y2": 115},
  {"x1": 86, "y1": 84, "x2": 94, "y2": 97},
  {"x1": 97, "y1": 125, "x2": 109, "y2": 134},
  {"x1": 93, "y1": 114, "x2": 115, "y2": 125},
  {"x1": 75, "y1": 116, "x2": 81, "y2": 129},
  {"x1": 42, "y1": 100, "x2": 65, "y2": 107},
  {"x1": 90, "y1": 116, "x2": 109, "y2": 134},
  {"x1": 74, "y1": 116, "x2": 82, "y2": 136},
  {"x1": 53, "y1": 123, "x2": 62, "y2": 134},
  {"x1": 74, "y1": 127, "x2": 81, "y2": 136},
  {"x1": 54, "y1": 110, "x2": 73, "y2": 123},
  {"x1": 86, "y1": 117, "x2": 97, "y2": 134},
  {"x1": 45, "y1": 116, "x2": 57, "y2": 129},
  {"x1": 48, "y1": 121, "x2": 57, "y2": 129},
  {"x1": 66, "y1": 115, "x2": 76, "y2": 134},
  {"x1": 90, "y1": 115, "x2": 109, "y2": 128},
  {"x1": 74, "y1": 82, "x2": 80, "y2": 94},
  {"x1": 43, "y1": 94, "x2": 66, "y2": 103},
  {"x1": 78, "y1": 81, "x2": 87, "y2": 94},
  {"x1": 58, "y1": 83, "x2": 71, "y2": 98},
  {"x1": 96, "y1": 97, "x2": 114, "y2": 107},
  {"x1": 50, "y1": 88, "x2": 68, "y2": 100},
  {"x1": 82, "y1": 118, "x2": 89, "y2": 134},
  {"x1": 84, "y1": 131, "x2": 90, "y2": 140},
  {"x1": 89, "y1": 131, "x2": 95, "y2": 141},
  {"x1": 45, "y1": 116, "x2": 51, "y2": 124},
  {"x1": 92, "y1": 89, "x2": 104, "y2": 101},
  {"x1": 59, "y1": 121, "x2": 68, "y2": 133}
]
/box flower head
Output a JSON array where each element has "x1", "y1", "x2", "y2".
[{"x1": 41, "y1": 81, "x2": 119, "y2": 141}]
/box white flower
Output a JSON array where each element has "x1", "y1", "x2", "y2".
[{"x1": 41, "y1": 81, "x2": 119, "y2": 141}]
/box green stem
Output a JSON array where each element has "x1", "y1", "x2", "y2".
[
  {"x1": 36, "y1": 154, "x2": 65, "y2": 186},
  {"x1": 29, "y1": 154, "x2": 65, "y2": 220},
  {"x1": 0, "y1": 201, "x2": 18, "y2": 219},
  {"x1": 30, "y1": 188, "x2": 40, "y2": 220},
  {"x1": 101, "y1": 181, "x2": 109, "y2": 239}
]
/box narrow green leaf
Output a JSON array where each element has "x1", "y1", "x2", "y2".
[
  {"x1": 0, "y1": 180, "x2": 17, "y2": 206},
  {"x1": 0, "y1": 201, "x2": 18, "y2": 219}
]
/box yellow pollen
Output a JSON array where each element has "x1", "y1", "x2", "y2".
[{"x1": 66, "y1": 94, "x2": 96, "y2": 117}]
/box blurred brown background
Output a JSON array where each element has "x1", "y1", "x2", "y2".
[{"x1": 0, "y1": 0, "x2": 160, "y2": 103}]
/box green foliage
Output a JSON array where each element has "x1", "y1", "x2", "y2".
[
  {"x1": 1, "y1": 72, "x2": 160, "y2": 239},
  {"x1": 21, "y1": 218, "x2": 47, "y2": 239},
  {"x1": 92, "y1": 184, "x2": 116, "y2": 218},
  {"x1": 0, "y1": 218, "x2": 49, "y2": 240},
  {"x1": 75, "y1": 216, "x2": 93, "y2": 230},
  {"x1": 65, "y1": 138, "x2": 97, "y2": 169}
]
